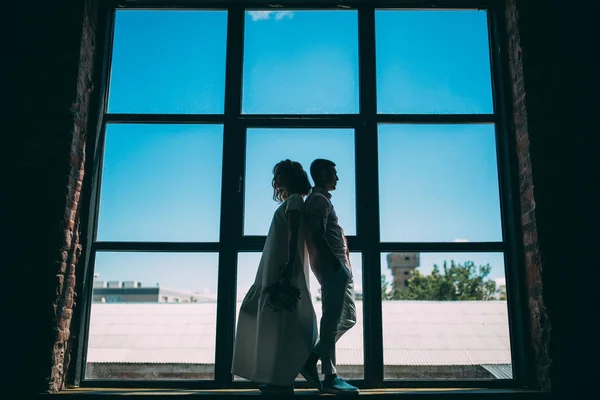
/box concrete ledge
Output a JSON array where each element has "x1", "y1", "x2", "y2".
[{"x1": 39, "y1": 388, "x2": 548, "y2": 399}]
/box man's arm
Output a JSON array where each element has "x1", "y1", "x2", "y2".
[{"x1": 307, "y1": 196, "x2": 344, "y2": 271}]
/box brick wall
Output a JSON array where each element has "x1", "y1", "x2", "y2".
[
  {"x1": 504, "y1": 0, "x2": 552, "y2": 391},
  {"x1": 48, "y1": 0, "x2": 99, "y2": 392}
]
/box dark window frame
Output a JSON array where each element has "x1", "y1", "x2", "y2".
[{"x1": 73, "y1": 0, "x2": 530, "y2": 390}]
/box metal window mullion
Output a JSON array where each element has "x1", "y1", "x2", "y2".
[
  {"x1": 357, "y1": 5, "x2": 383, "y2": 386},
  {"x1": 78, "y1": 121, "x2": 110, "y2": 385},
  {"x1": 239, "y1": 115, "x2": 361, "y2": 128},
  {"x1": 79, "y1": 377, "x2": 366, "y2": 390},
  {"x1": 214, "y1": 5, "x2": 245, "y2": 386},
  {"x1": 377, "y1": 114, "x2": 496, "y2": 124},
  {"x1": 104, "y1": 113, "x2": 226, "y2": 124},
  {"x1": 239, "y1": 235, "x2": 363, "y2": 252},
  {"x1": 375, "y1": 379, "x2": 516, "y2": 389},
  {"x1": 488, "y1": 5, "x2": 530, "y2": 387},
  {"x1": 101, "y1": 113, "x2": 495, "y2": 128},
  {"x1": 92, "y1": 242, "x2": 221, "y2": 252},
  {"x1": 378, "y1": 242, "x2": 505, "y2": 253},
  {"x1": 78, "y1": 377, "x2": 514, "y2": 390},
  {"x1": 118, "y1": 1, "x2": 501, "y2": 11},
  {"x1": 75, "y1": 3, "x2": 117, "y2": 385}
]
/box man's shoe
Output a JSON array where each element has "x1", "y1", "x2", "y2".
[
  {"x1": 300, "y1": 361, "x2": 322, "y2": 391},
  {"x1": 321, "y1": 376, "x2": 359, "y2": 395},
  {"x1": 258, "y1": 384, "x2": 294, "y2": 395}
]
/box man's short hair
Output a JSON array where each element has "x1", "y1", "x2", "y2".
[{"x1": 310, "y1": 159, "x2": 336, "y2": 186}]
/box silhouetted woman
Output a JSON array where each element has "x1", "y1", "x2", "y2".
[{"x1": 232, "y1": 160, "x2": 317, "y2": 395}]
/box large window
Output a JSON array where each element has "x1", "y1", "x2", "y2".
[{"x1": 78, "y1": 1, "x2": 526, "y2": 389}]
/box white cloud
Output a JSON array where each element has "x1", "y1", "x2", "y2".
[
  {"x1": 453, "y1": 238, "x2": 470, "y2": 242},
  {"x1": 248, "y1": 11, "x2": 271, "y2": 21},
  {"x1": 274, "y1": 11, "x2": 294, "y2": 21},
  {"x1": 248, "y1": 11, "x2": 294, "y2": 21}
]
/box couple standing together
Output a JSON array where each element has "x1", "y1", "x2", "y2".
[{"x1": 232, "y1": 158, "x2": 359, "y2": 395}]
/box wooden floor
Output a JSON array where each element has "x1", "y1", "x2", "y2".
[{"x1": 38, "y1": 388, "x2": 549, "y2": 399}]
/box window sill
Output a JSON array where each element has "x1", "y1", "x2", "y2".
[{"x1": 40, "y1": 388, "x2": 548, "y2": 398}]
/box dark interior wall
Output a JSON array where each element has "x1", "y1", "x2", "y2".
[
  {"x1": 7, "y1": 0, "x2": 99, "y2": 394},
  {"x1": 506, "y1": 0, "x2": 598, "y2": 397},
  {"x1": 6, "y1": 0, "x2": 597, "y2": 396}
]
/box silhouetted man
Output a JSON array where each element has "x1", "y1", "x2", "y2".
[{"x1": 300, "y1": 158, "x2": 359, "y2": 395}]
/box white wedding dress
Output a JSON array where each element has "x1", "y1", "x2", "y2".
[{"x1": 232, "y1": 194, "x2": 318, "y2": 385}]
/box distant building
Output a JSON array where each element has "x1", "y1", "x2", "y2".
[
  {"x1": 92, "y1": 280, "x2": 215, "y2": 303},
  {"x1": 387, "y1": 252, "x2": 420, "y2": 291}
]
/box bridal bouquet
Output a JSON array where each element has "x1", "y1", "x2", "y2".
[{"x1": 261, "y1": 264, "x2": 301, "y2": 312}]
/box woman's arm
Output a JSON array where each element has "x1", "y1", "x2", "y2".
[{"x1": 281, "y1": 209, "x2": 301, "y2": 281}]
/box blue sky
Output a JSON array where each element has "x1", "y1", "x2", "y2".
[{"x1": 96, "y1": 9, "x2": 505, "y2": 298}]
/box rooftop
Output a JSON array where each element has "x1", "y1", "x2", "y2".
[{"x1": 87, "y1": 300, "x2": 511, "y2": 370}]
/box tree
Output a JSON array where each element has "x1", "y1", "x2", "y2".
[
  {"x1": 381, "y1": 275, "x2": 392, "y2": 300},
  {"x1": 385, "y1": 260, "x2": 498, "y2": 301}
]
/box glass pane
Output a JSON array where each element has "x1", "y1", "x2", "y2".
[
  {"x1": 97, "y1": 124, "x2": 223, "y2": 242},
  {"x1": 235, "y1": 252, "x2": 364, "y2": 381},
  {"x1": 243, "y1": 10, "x2": 359, "y2": 114},
  {"x1": 85, "y1": 252, "x2": 219, "y2": 380},
  {"x1": 108, "y1": 10, "x2": 227, "y2": 114},
  {"x1": 376, "y1": 10, "x2": 493, "y2": 114},
  {"x1": 380, "y1": 252, "x2": 512, "y2": 380},
  {"x1": 378, "y1": 124, "x2": 502, "y2": 242},
  {"x1": 244, "y1": 128, "x2": 356, "y2": 235}
]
